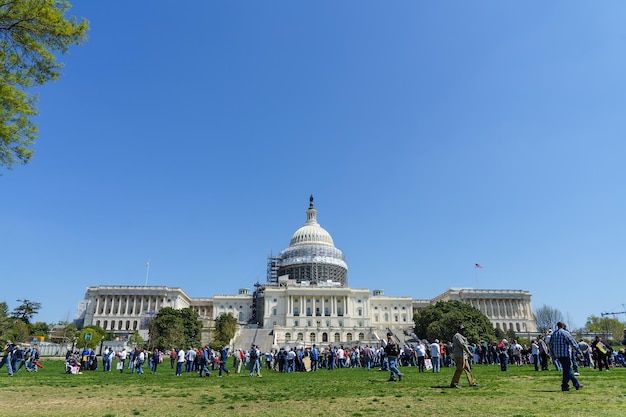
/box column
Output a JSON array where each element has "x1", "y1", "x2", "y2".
[{"x1": 95, "y1": 297, "x2": 101, "y2": 315}]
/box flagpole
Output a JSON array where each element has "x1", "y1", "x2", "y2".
[
  {"x1": 475, "y1": 266, "x2": 478, "y2": 288},
  {"x1": 474, "y1": 263, "x2": 482, "y2": 288},
  {"x1": 145, "y1": 260, "x2": 150, "y2": 286}
]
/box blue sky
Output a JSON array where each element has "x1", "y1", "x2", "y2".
[{"x1": 2, "y1": 1, "x2": 626, "y2": 329}]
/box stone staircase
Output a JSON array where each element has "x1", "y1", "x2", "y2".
[{"x1": 230, "y1": 325, "x2": 275, "y2": 353}]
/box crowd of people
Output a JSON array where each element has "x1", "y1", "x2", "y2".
[
  {"x1": 5, "y1": 326, "x2": 625, "y2": 389},
  {"x1": 0, "y1": 341, "x2": 43, "y2": 376}
]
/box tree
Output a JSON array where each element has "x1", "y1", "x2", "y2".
[
  {"x1": 128, "y1": 332, "x2": 144, "y2": 347},
  {"x1": 0, "y1": 302, "x2": 11, "y2": 340},
  {"x1": 212, "y1": 313, "x2": 237, "y2": 349},
  {"x1": 78, "y1": 325, "x2": 105, "y2": 349},
  {"x1": 30, "y1": 321, "x2": 50, "y2": 339},
  {"x1": 534, "y1": 304, "x2": 564, "y2": 334},
  {"x1": 586, "y1": 315, "x2": 624, "y2": 342},
  {"x1": 0, "y1": 0, "x2": 88, "y2": 170},
  {"x1": 413, "y1": 301, "x2": 496, "y2": 344},
  {"x1": 11, "y1": 299, "x2": 41, "y2": 325},
  {"x1": 11, "y1": 318, "x2": 29, "y2": 342},
  {"x1": 148, "y1": 307, "x2": 201, "y2": 351}
]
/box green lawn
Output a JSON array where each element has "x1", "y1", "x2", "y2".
[{"x1": 0, "y1": 360, "x2": 624, "y2": 417}]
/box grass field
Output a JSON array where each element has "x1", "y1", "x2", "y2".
[{"x1": 0, "y1": 360, "x2": 624, "y2": 417}]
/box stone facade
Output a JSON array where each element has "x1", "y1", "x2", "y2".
[{"x1": 74, "y1": 197, "x2": 537, "y2": 345}]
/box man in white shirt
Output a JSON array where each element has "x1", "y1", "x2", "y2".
[{"x1": 430, "y1": 340, "x2": 441, "y2": 373}]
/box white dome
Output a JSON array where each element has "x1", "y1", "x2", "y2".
[{"x1": 290, "y1": 223, "x2": 334, "y2": 247}]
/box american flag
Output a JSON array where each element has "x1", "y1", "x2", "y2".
[{"x1": 475, "y1": 263, "x2": 483, "y2": 269}]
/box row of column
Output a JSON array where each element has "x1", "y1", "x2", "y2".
[
  {"x1": 94, "y1": 295, "x2": 164, "y2": 316},
  {"x1": 287, "y1": 295, "x2": 347, "y2": 317},
  {"x1": 467, "y1": 298, "x2": 529, "y2": 319}
]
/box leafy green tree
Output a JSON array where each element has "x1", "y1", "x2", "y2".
[
  {"x1": 30, "y1": 321, "x2": 50, "y2": 339},
  {"x1": 128, "y1": 332, "x2": 144, "y2": 347},
  {"x1": 413, "y1": 300, "x2": 496, "y2": 344},
  {"x1": 586, "y1": 315, "x2": 624, "y2": 342},
  {"x1": 11, "y1": 318, "x2": 29, "y2": 342},
  {"x1": 10, "y1": 299, "x2": 41, "y2": 325},
  {"x1": 148, "y1": 307, "x2": 186, "y2": 351},
  {"x1": 212, "y1": 313, "x2": 237, "y2": 349},
  {"x1": 78, "y1": 325, "x2": 105, "y2": 349},
  {"x1": 0, "y1": 0, "x2": 88, "y2": 170},
  {"x1": 0, "y1": 302, "x2": 11, "y2": 340},
  {"x1": 180, "y1": 308, "x2": 202, "y2": 348}
]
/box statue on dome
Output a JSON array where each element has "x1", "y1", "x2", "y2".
[{"x1": 309, "y1": 194, "x2": 314, "y2": 208}]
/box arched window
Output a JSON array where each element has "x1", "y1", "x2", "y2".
[
  {"x1": 358, "y1": 332, "x2": 365, "y2": 341},
  {"x1": 310, "y1": 333, "x2": 316, "y2": 342},
  {"x1": 297, "y1": 333, "x2": 304, "y2": 341},
  {"x1": 322, "y1": 332, "x2": 328, "y2": 342},
  {"x1": 346, "y1": 333, "x2": 353, "y2": 342},
  {"x1": 126, "y1": 321, "x2": 130, "y2": 330},
  {"x1": 96, "y1": 320, "x2": 100, "y2": 328},
  {"x1": 103, "y1": 320, "x2": 108, "y2": 329},
  {"x1": 110, "y1": 321, "x2": 115, "y2": 330},
  {"x1": 133, "y1": 320, "x2": 138, "y2": 330},
  {"x1": 285, "y1": 332, "x2": 292, "y2": 342},
  {"x1": 384, "y1": 313, "x2": 389, "y2": 322},
  {"x1": 516, "y1": 323, "x2": 521, "y2": 332},
  {"x1": 334, "y1": 333, "x2": 341, "y2": 343}
]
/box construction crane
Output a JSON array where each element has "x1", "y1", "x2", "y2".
[{"x1": 601, "y1": 304, "x2": 626, "y2": 317}]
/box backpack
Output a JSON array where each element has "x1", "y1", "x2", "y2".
[
  {"x1": 250, "y1": 348, "x2": 258, "y2": 359},
  {"x1": 386, "y1": 342, "x2": 399, "y2": 357}
]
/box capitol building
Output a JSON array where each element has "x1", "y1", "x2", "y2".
[{"x1": 75, "y1": 196, "x2": 537, "y2": 349}]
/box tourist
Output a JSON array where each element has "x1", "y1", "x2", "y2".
[
  {"x1": 249, "y1": 344, "x2": 262, "y2": 377},
  {"x1": 450, "y1": 325, "x2": 479, "y2": 388},
  {"x1": 430, "y1": 339, "x2": 441, "y2": 373},
  {"x1": 591, "y1": 335, "x2": 610, "y2": 372},
  {"x1": 218, "y1": 345, "x2": 230, "y2": 377},
  {"x1": 176, "y1": 347, "x2": 185, "y2": 376},
  {"x1": 548, "y1": 322, "x2": 583, "y2": 391},
  {"x1": 384, "y1": 332, "x2": 403, "y2": 382}
]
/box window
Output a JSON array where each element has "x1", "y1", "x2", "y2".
[
  {"x1": 285, "y1": 332, "x2": 292, "y2": 341},
  {"x1": 334, "y1": 333, "x2": 341, "y2": 342},
  {"x1": 294, "y1": 320, "x2": 299, "y2": 326},
  {"x1": 359, "y1": 332, "x2": 365, "y2": 341},
  {"x1": 346, "y1": 333, "x2": 353, "y2": 342},
  {"x1": 310, "y1": 333, "x2": 316, "y2": 342},
  {"x1": 297, "y1": 333, "x2": 304, "y2": 341},
  {"x1": 358, "y1": 308, "x2": 362, "y2": 316},
  {"x1": 322, "y1": 333, "x2": 328, "y2": 342}
]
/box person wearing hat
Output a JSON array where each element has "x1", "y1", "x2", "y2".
[{"x1": 450, "y1": 325, "x2": 479, "y2": 388}]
